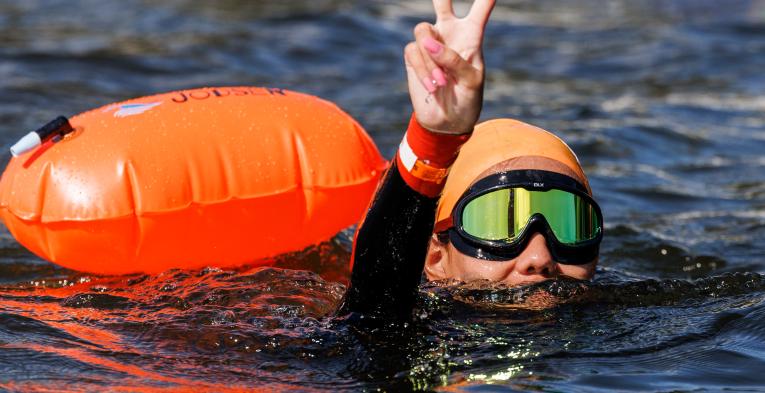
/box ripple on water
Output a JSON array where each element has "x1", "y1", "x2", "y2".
[
  {"x1": 1, "y1": 252, "x2": 765, "y2": 391},
  {"x1": 2, "y1": 0, "x2": 765, "y2": 390}
]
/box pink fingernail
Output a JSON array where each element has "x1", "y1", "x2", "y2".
[
  {"x1": 421, "y1": 76, "x2": 437, "y2": 93},
  {"x1": 432, "y1": 68, "x2": 447, "y2": 86},
  {"x1": 423, "y1": 37, "x2": 442, "y2": 55}
]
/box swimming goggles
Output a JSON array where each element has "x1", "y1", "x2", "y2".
[{"x1": 435, "y1": 170, "x2": 603, "y2": 265}]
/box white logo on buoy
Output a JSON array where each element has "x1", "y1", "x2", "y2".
[{"x1": 103, "y1": 102, "x2": 162, "y2": 118}]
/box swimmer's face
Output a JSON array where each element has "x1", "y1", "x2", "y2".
[{"x1": 425, "y1": 156, "x2": 598, "y2": 286}]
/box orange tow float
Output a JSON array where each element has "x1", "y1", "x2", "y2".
[{"x1": 0, "y1": 87, "x2": 386, "y2": 275}]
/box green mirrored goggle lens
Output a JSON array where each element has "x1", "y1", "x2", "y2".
[{"x1": 461, "y1": 188, "x2": 601, "y2": 244}]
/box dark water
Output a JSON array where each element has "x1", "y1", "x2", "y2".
[{"x1": 2, "y1": 0, "x2": 765, "y2": 391}]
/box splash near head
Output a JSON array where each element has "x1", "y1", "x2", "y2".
[
  {"x1": 435, "y1": 118, "x2": 589, "y2": 226},
  {"x1": 0, "y1": 87, "x2": 386, "y2": 275}
]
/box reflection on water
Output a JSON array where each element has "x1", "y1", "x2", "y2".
[
  {"x1": 3, "y1": 251, "x2": 765, "y2": 391},
  {"x1": 1, "y1": 0, "x2": 765, "y2": 391}
]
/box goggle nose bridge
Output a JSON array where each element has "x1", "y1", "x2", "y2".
[
  {"x1": 518, "y1": 213, "x2": 568, "y2": 257},
  {"x1": 516, "y1": 212, "x2": 552, "y2": 239}
]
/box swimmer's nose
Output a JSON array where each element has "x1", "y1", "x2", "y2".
[{"x1": 512, "y1": 233, "x2": 557, "y2": 279}]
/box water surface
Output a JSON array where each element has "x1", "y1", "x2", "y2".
[{"x1": 1, "y1": 0, "x2": 765, "y2": 391}]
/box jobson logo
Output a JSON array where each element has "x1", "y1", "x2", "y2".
[{"x1": 103, "y1": 102, "x2": 162, "y2": 118}]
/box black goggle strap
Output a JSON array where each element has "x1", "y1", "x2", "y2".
[{"x1": 465, "y1": 169, "x2": 590, "y2": 197}]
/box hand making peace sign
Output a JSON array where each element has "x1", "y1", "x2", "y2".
[{"x1": 405, "y1": 0, "x2": 495, "y2": 135}]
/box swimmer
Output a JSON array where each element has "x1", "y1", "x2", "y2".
[{"x1": 339, "y1": 0, "x2": 603, "y2": 318}]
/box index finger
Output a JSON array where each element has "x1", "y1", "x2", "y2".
[
  {"x1": 467, "y1": 0, "x2": 496, "y2": 27},
  {"x1": 432, "y1": 0, "x2": 454, "y2": 21}
]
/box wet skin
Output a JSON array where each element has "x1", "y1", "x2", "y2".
[{"x1": 424, "y1": 156, "x2": 598, "y2": 286}]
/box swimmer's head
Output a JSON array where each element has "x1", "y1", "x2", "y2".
[{"x1": 425, "y1": 119, "x2": 601, "y2": 286}]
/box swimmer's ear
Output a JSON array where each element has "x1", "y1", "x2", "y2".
[{"x1": 424, "y1": 233, "x2": 449, "y2": 281}]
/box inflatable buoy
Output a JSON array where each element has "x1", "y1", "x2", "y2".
[{"x1": 0, "y1": 87, "x2": 386, "y2": 275}]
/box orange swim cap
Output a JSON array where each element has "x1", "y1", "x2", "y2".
[{"x1": 435, "y1": 118, "x2": 589, "y2": 228}]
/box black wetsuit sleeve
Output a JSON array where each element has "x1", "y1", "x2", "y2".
[{"x1": 337, "y1": 159, "x2": 438, "y2": 319}]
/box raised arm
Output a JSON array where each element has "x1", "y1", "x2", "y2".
[{"x1": 338, "y1": 0, "x2": 495, "y2": 319}]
